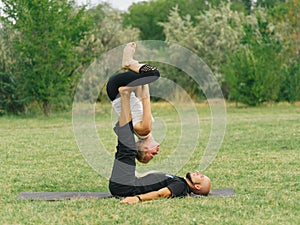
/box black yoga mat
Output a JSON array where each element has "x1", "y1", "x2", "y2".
[{"x1": 16, "y1": 188, "x2": 235, "y2": 201}]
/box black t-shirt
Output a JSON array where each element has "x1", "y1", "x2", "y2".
[
  {"x1": 135, "y1": 173, "x2": 191, "y2": 197},
  {"x1": 166, "y1": 174, "x2": 191, "y2": 197}
]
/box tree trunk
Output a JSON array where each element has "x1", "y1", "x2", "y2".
[{"x1": 42, "y1": 100, "x2": 51, "y2": 116}]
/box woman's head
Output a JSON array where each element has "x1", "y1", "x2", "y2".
[{"x1": 136, "y1": 134, "x2": 159, "y2": 163}]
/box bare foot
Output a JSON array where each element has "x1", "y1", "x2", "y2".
[
  {"x1": 122, "y1": 42, "x2": 145, "y2": 73},
  {"x1": 122, "y1": 42, "x2": 137, "y2": 69}
]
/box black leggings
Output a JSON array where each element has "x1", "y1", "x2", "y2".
[
  {"x1": 106, "y1": 68, "x2": 160, "y2": 101},
  {"x1": 109, "y1": 121, "x2": 172, "y2": 197}
]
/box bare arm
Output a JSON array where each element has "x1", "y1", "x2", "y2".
[
  {"x1": 120, "y1": 187, "x2": 172, "y2": 204},
  {"x1": 118, "y1": 87, "x2": 134, "y2": 126},
  {"x1": 134, "y1": 85, "x2": 153, "y2": 136}
]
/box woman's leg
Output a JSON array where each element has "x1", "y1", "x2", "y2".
[
  {"x1": 107, "y1": 42, "x2": 159, "y2": 101},
  {"x1": 122, "y1": 42, "x2": 142, "y2": 73},
  {"x1": 122, "y1": 42, "x2": 151, "y2": 73},
  {"x1": 106, "y1": 68, "x2": 160, "y2": 101}
]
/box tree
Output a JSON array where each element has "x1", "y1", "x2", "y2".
[
  {"x1": 224, "y1": 7, "x2": 284, "y2": 105},
  {"x1": 79, "y1": 3, "x2": 140, "y2": 62},
  {"x1": 0, "y1": 0, "x2": 91, "y2": 115},
  {"x1": 268, "y1": 0, "x2": 300, "y2": 102},
  {"x1": 0, "y1": 27, "x2": 28, "y2": 114},
  {"x1": 255, "y1": 0, "x2": 285, "y2": 8},
  {"x1": 123, "y1": 0, "x2": 258, "y2": 40},
  {"x1": 160, "y1": 2, "x2": 287, "y2": 105},
  {"x1": 123, "y1": 0, "x2": 212, "y2": 40},
  {"x1": 75, "y1": 4, "x2": 140, "y2": 102},
  {"x1": 160, "y1": 3, "x2": 246, "y2": 82},
  {"x1": 224, "y1": 44, "x2": 282, "y2": 106},
  {"x1": 230, "y1": 0, "x2": 253, "y2": 14}
]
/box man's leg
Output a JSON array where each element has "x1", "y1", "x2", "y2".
[{"x1": 109, "y1": 87, "x2": 138, "y2": 197}]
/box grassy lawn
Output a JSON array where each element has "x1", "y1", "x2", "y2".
[{"x1": 0, "y1": 103, "x2": 299, "y2": 225}]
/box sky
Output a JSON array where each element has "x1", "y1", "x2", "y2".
[{"x1": 77, "y1": 0, "x2": 149, "y2": 11}]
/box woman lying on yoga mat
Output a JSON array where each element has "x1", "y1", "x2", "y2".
[
  {"x1": 109, "y1": 86, "x2": 211, "y2": 204},
  {"x1": 106, "y1": 42, "x2": 160, "y2": 164}
]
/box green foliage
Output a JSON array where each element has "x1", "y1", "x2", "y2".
[
  {"x1": 123, "y1": 0, "x2": 212, "y2": 40},
  {"x1": 160, "y1": 2, "x2": 294, "y2": 106},
  {"x1": 123, "y1": 0, "x2": 169, "y2": 40},
  {"x1": 279, "y1": 60, "x2": 300, "y2": 102},
  {"x1": 223, "y1": 8, "x2": 284, "y2": 105},
  {"x1": 123, "y1": 0, "x2": 253, "y2": 40},
  {"x1": 267, "y1": 0, "x2": 300, "y2": 102},
  {"x1": 0, "y1": 72, "x2": 26, "y2": 114},
  {"x1": 160, "y1": 3, "x2": 246, "y2": 84},
  {"x1": 1, "y1": 0, "x2": 91, "y2": 115},
  {"x1": 224, "y1": 44, "x2": 282, "y2": 106},
  {"x1": 158, "y1": 6, "x2": 201, "y2": 50},
  {"x1": 0, "y1": 27, "x2": 28, "y2": 114},
  {"x1": 150, "y1": 63, "x2": 206, "y2": 102},
  {"x1": 78, "y1": 4, "x2": 140, "y2": 64},
  {"x1": 255, "y1": 0, "x2": 286, "y2": 8},
  {"x1": 0, "y1": 0, "x2": 299, "y2": 114},
  {"x1": 238, "y1": 0, "x2": 253, "y2": 13},
  {"x1": 75, "y1": 4, "x2": 140, "y2": 103},
  {"x1": 0, "y1": 1, "x2": 140, "y2": 115}
]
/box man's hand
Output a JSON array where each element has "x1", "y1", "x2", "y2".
[
  {"x1": 120, "y1": 196, "x2": 140, "y2": 204},
  {"x1": 119, "y1": 188, "x2": 172, "y2": 204}
]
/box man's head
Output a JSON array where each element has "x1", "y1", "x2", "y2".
[
  {"x1": 185, "y1": 171, "x2": 211, "y2": 195},
  {"x1": 136, "y1": 134, "x2": 159, "y2": 163}
]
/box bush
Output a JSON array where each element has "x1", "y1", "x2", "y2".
[
  {"x1": 224, "y1": 44, "x2": 283, "y2": 106},
  {"x1": 0, "y1": 72, "x2": 28, "y2": 115}
]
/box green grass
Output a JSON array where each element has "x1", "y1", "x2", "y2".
[{"x1": 1, "y1": 103, "x2": 299, "y2": 225}]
